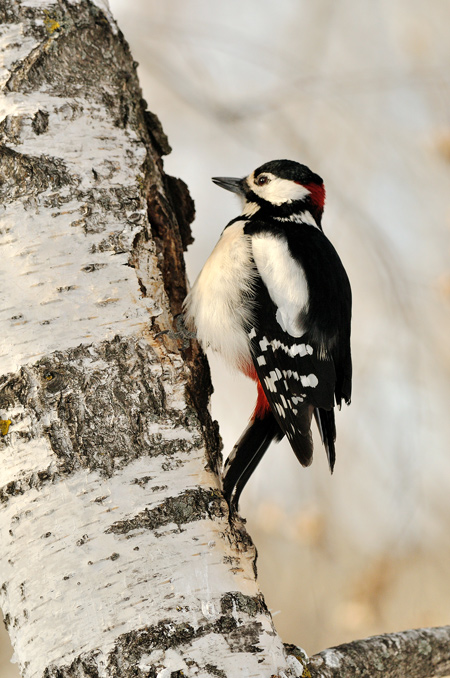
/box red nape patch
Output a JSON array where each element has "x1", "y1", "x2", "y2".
[{"x1": 302, "y1": 182, "x2": 326, "y2": 209}]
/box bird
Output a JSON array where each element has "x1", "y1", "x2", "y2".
[{"x1": 183, "y1": 159, "x2": 352, "y2": 511}]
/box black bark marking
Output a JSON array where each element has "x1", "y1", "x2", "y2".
[
  {"x1": 0, "y1": 147, "x2": 75, "y2": 203},
  {"x1": 106, "y1": 488, "x2": 225, "y2": 534},
  {"x1": 0, "y1": 336, "x2": 205, "y2": 501},
  {"x1": 43, "y1": 602, "x2": 269, "y2": 678},
  {"x1": 31, "y1": 109, "x2": 49, "y2": 134},
  {"x1": 220, "y1": 591, "x2": 269, "y2": 618}
]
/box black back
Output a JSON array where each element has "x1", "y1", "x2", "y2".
[{"x1": 243, "y1": 219, "x2": 352, "y2": 467}]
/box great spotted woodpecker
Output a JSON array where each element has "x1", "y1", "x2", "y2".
[{"x1": 184, "y1": 160, "x2": 352, "y2": 510}]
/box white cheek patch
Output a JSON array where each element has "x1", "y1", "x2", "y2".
[{"x1": 251, "y1": 173, "x2": 311, "y2": 205}]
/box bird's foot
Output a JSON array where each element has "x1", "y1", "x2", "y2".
[{"x1": 155, "y1": 314, "x2": 196, "y2": 349}]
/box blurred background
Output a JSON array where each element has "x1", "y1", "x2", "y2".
[{"x1": 2, "y1": 0, "x2": 450, "y2": 674}]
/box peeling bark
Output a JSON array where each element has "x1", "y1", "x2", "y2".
[{"x1": 0, "y1": 2, "x2": 299, "y2": 677}]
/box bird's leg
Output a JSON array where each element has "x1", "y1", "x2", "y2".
[{"x1": 155, "y1": 313, "x2": 197, "y2": 349}]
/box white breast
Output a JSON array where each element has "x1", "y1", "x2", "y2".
[{"x1": 184, "y1": 222, "x2": 257, "y2": 370}]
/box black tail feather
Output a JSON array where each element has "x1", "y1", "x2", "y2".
[
  {"x1": 314, "y1": 407, "x2": 336, "y2": 472},
  {"x1": 286, "y1": 403, "x2": 314, "y2": 468},
  {"x1": 224, "y1": 407, "x2": 337, "y2": 512},
  {"x1": 223, "y1": 412, "x2": 282, "y2": 511}
]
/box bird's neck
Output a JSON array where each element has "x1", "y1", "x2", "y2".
[{"x1": 241, "y1": 198, "x2": 323, "y2": 230}]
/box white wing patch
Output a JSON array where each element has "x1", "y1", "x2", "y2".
[{"x1": 251, "y1": 233, "x2": 308, "y2": 337}]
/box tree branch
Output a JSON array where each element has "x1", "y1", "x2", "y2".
[{"x1": 303, "y1": 625, "x2": 450, "y2": 678}]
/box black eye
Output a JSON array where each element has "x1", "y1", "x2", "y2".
[{"x1": 256, "y1": 175, "x2": 269, "y2": 186}]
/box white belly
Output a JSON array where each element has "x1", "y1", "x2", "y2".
[{"x1": 184, "y1": 222, "x2": 256, "y2": 370}]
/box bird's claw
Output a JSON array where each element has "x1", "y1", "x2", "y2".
[{"x1": 155, "y1": 314, "x2": 196, "y2": 349}]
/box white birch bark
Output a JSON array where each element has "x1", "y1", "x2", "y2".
[{"x1": 0, "y1": 2, "x2": 303, "y2": 677}]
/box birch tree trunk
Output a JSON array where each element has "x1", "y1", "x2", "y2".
[{"x1": 0, "y1": 2, "x2": 302, "y2": 676}]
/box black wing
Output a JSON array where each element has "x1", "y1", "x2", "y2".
[
  {"x1": 246, "y1": 221, "x2": 352, "y2": 470},
  {"x1": 248, "y1": 289, "x2": 337, "y2": 468}
]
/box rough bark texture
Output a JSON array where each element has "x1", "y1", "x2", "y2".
[
  {"x1": 0, "y1": 2, "x2": 301, "y2": 677},
  {"x1": 305, "y1": 625, "x2": 450, "y2": 678}
]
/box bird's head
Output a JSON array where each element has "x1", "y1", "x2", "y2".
[{"x1": 212, "y1": 159, "x2": 326, "y2": 228}]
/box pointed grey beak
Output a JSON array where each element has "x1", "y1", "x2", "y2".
[{"x1": 211, "y1": 176, "x2": 245, "y2": 195}]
